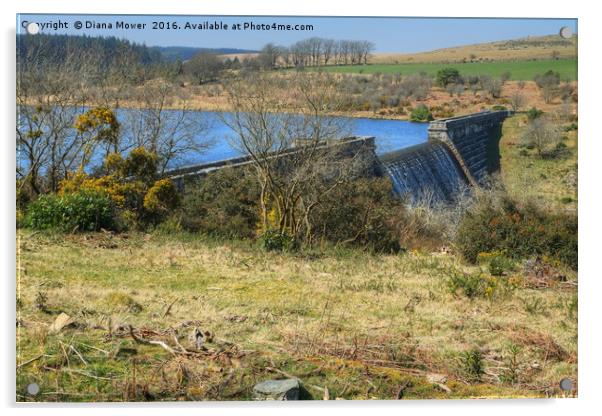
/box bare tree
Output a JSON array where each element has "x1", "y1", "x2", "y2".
[
  {"x1": 522, "y1": 118, "x2": 561, "y2": 157},
  {"x1": 220, "y1": 72, "x2": 371, "y2": 241},
  {"x1": 541, "y1": 85, "x2": 558, "y2": 104},
  {"x1": 509, "y1": 91, "x2": 525, "y2": 112},
  {"x1": 17, "y1": 45, "x2": 93, "y2": 195},
  {"x1": 122, "y1": 82, "x2": 213, "y2": 173},
  {"x1": 322, "y1": 39, "x2": 335, "y2": 66},
  {"x1": 259, "y1": 43, "x2": 281, "y2": 69},
  {"x1": 360, "y1": 41, "x2": 375, "y2": 64}
]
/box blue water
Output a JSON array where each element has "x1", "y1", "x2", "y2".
[
  {"x1": 17, "y1": 108, "x2": 429, "y2": 171},
  {"x1": 177, "y1": 111, "x2": 429, "y2": 167}
]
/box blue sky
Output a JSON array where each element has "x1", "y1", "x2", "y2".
[{"x1": 17, "y1": 14, "x2": 577, "y2": 53}]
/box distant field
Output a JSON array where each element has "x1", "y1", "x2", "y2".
[
  {"x1": 321, "y1": 59, "x2": 577, "y2": 81},
  {"x1": 370, "y1": 34, "x2": 577, "y2": 64}
]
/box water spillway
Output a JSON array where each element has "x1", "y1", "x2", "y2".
[
  {"x1": 378, "y1": 141, "x2": 468, "y2": 203},
  {"x1": 376, "y1": 110, "x2": 510, "y2": 202}
]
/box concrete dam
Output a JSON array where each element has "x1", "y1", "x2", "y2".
[
  {"x1": 378, "y1": 110, "x2": 509, "y2": 202},
  {"x1": 166, "y1": 110, "x2": 510, "y2": 203}
]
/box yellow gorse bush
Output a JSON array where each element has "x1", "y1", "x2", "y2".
[
  {"x1": 143, "y1": 178, "x2": 180, "y2": 214},
  {"x1": 75, "y1": 107, "x2": 119, "y2": 134},
  {"x1": 59, "y1": 170, "x2": 145, "y2": 209}
]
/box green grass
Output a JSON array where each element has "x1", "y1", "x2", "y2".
[{"x1": 320, "y1": 59, "x2": 577, "y2": 81}]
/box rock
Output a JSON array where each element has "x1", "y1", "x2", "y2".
[
  {"x1": 426, "y1": 373, "x2": 451, "y2": 394},
  {"x1": 426, "y1": 373, "x2": 447, "y2": 384},
  {"x1": 48, "y1": 312, "x2": 76, "y2": 333},
  {"x1": 253, "y1": 379, "x2": 300, "y2": 400}
]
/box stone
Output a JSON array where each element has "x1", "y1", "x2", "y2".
[
  {"x1": 426, "y1": 373, "x2": 451, "y2": 394},
  {"x1": 48, "y1": 312, "x2": 75, "y2": 333},
  {"x1": 252, "y1": 378, "x2": 300, "y2": 401},
  {"x1": 426, "y1": 373, "x2": 447, "y2": 384}
]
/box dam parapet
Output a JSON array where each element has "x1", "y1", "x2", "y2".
[{"x1": 166, "y1": 136, "x2": 378, "y2": 189}]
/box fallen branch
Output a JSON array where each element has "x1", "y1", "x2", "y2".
[{"x1": 128, "y1": 325, "x2": 177, "y2": 355}]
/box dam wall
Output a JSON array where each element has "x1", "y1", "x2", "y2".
[
  {"x1": 165, "y1": 136, "x2": 379, "y2": 190},
  {"x1": 427, "y1": 110, "x2": 510, "y2": 185},
  {"x1": 165, "y1": 111, "x2": 510, "y2": 203}
]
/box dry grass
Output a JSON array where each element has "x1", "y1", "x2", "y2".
[
  {"x1": 370, "y1": 35, "x2": 577, "y2": 64},
  {"x1": 499, "y1": 114, "x2": 578, "y2": 211},
  {"x1": 16, "y1": 228, "x2": 577, "y2": 401}
]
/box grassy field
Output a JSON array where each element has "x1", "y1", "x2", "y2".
[
  {"x1": 320, "y1": 59, "x2": 577, "y2": 81},
  {"x1": 17, "y1": 230, "x2": 577, "y2": 401}
]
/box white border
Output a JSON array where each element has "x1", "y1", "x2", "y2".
[{"x1": 2, "y1": 1, "x2": 600, "y2": 415}]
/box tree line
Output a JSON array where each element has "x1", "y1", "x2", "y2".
[
  {"x1": 258, "y1": 38, "x2": 375, "y2": 69},
  {"x1": 17, "y1": 33, "x2": 176, "y2": 85}
]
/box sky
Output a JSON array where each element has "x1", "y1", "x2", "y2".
[{"x1": 16, "y1": 14, "x2": 577, "y2": 53}]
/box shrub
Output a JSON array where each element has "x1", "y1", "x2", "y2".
[
  {"x1": 258, "y1": 230, "x2": 297, "y2": 252},
  {"x1": 410, "y1": 104, "x2": 433, "y2": 122},
  {"x1": 122, "y1": 147, "x2": 158, "y2": 183},
  {"x1": 25, "y1": 190, "x2": 115, "y2": 232},
  {"x1": 459, "y1": 348, "x2": 485, "y2": 382},
  {"x1": 447, "y1": 269, "x2": 489, "y2": 299},
  {"x1": 477, "y1": 252, "x2": 515, "y2": 276},
  {"x1": 60, "y1": 170, "x2": 146, "y2": 211},
  {"x1": 309, "y1": 177, "x2": 405, "y2": 253},
  {"x1": 526, "y1": 107, "x2": 544, "y2": 120},
  {"x1": 180, "y1": 168, "x2": 260, "y2": 238},
  {"x1": 521, "y1": 119, "x2": 561, "y2": 157},
  {"x1": 482, "y1": 77, "x2": 502, "y2": 98},
  {"x1": 455, "y1": 195, "x2": 577, "y2": 269},
  {"x1": 534, "y1": 70, "x2": 561, "y2": 89},
  {"x1": 436, "y1": 68, "x2": 461, "y2": 87},
  {"x1": 143, "y1": 179, "x2": 180, "y2": 216}
]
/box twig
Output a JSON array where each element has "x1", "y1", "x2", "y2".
[
  {"x1": 17, "y1": 354, "x2": 44, "y2": 369},
  {"x1": 162, "y1": 297, "x2": 179, "y2": 318},
  {"x1": 77, "y1": 342, "x2": 109, "y2": 356},
  {"x1": 172, "y1": 333, "x2": 189, "y2": 354},
  {"x1": 68, "y1": 344, "x2": 89, "y2": 366},
  {"x1": 61, "y1": 368, "x2": 115, "y2": 381},
  {"x1": 265, "y1": 366, "x2": 297, "y2": 380}
]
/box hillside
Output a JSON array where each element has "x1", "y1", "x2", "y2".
[{"x1": 372, "y1": 34, "x2": 577, "y2": 64}]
